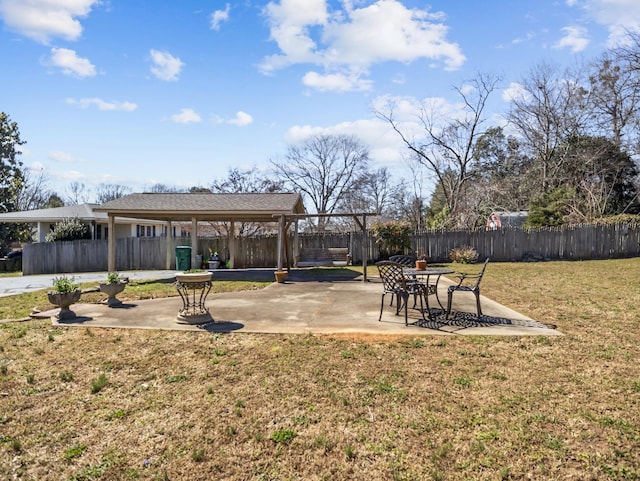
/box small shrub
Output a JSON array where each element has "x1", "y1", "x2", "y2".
[
  {"x1": 45, "y1": 217, "x2": 90, "y2": 242},
  {"x1": 449, "y1": 246, "x2": 479, "y2": 264},
  {"x1": 370, "y1": 221, "x2": 412, "y2": 257}
]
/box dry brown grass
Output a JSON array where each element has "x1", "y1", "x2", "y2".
[{"x1": 1, "y1": 258, "x2": 639, "y2": 480}]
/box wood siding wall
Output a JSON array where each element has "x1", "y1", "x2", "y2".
[{"x1": 21, "y1": 224, "x2": 640, "y2": 274}]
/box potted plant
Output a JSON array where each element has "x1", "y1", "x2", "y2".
[
  {"x1": 415, "y1": 252, "x2": 427, "y2": 271},
  {"x1": 274, "y1": 270, "x2": 288, "y2": 283},
  {"x1": 99, "y1": 272, "x2": 128, "y2": 307},
  {"x1": 208, "y1": 249, "x2": 221, "y2": 270},
  {"x1": 48, "y1": 275, "x2": 82, "y2": 320}
]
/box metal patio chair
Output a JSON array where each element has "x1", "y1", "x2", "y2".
[
  {"x1": 388, "y1": 254, "x2": 416, "y2": 267},
  {"x1": 445, "y1": 258, "x2": 490, "y2": 319},
  {"x1": 376, "y1": 261, "x2": 428, "y2": 326}
]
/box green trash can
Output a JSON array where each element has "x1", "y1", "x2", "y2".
[{"x1": 175, "y1": 246, "x2": 192, "y2": 271}]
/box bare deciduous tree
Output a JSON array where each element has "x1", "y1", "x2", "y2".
[
  {"x1": 14, "y1": 168, "x2": 55, "y2": 211},
  {"x1": 65, "y1": 181, "x2": 90, "y2": 205},
  {"x1": 209, "y1": 166, "x2": 285, "y2": 237},
  {"x1": 507, "y1": 62, "x2": 588, "y2": 193},
  {"x1": 95, "y1": 183, "x2": 131, "y2": 204},
  {"x1": 587, "y1": 52, "x2": 640, "y2": 153},
  {"x1": 377, "y1": 72, "x2": 501, "y2": 227},
  {"x1": 211, "y1": 166, "x2": 284, "y2": 194},
  {"x1": 271, "y1": 134, "x2": 369, "y2": 232}
]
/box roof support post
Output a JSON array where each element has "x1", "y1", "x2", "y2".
[
  {"x1": 191, "y1": 217, "x2": 198, "y2": 270},
  {"x1": 37, "y1": 222, "x2": 46, "y2": 243},
  {"x1": 165, "y1": 221, "x2": 172, "y2": 270},
  {"x1": 276, "y1": 214, "x2": 285, "y2": 271},
  {"x1": 293, "y1": 218, "x2": 299, "y2": 267},
  {"x1": 229, "y1": 221, "x2": 235, "y2": 269},
  {"x1": 107, "y1": 214, "x2": 115, "y2": 272},
  {"x1": 351, "y1": 214, "x2": 368, "y2": 282}
]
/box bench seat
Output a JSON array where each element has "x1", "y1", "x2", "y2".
[{"x1": 297, "y1": 247, "x2": 350, "y2": 267}]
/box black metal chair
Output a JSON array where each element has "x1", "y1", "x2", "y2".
[
  {"x1": 446, "y1": 258, "x2": 490, "y2": 319},
  {"x1": 388, "y1": 255, "x2": 416, "y2": 267},
  {"x1": 376, "y1": 261, "x2": 428, "y2": 325}
]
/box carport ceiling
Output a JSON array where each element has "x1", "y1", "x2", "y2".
[{"x1": 93, "y1": 192, "x2": 305, "y2": 222}]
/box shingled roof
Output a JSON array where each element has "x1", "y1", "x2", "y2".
[{"x1": 93, "y1": 192, "x2": 305, "y2": 222}]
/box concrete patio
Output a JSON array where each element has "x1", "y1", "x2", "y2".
[{"x1": 27, "y1": 269, "x2": 561, "y2": 336}]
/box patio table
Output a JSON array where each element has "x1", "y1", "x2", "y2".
[{"x1": 403, "y1": 267, "x2": 454, "y2": 314}]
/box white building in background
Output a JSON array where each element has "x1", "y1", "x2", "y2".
[
  {"x1": 0, "y1": 203, "x2": 169, "y2": 242},
  {"x1": 486, "y1": 211, "x2": 529, "y2": 230}
]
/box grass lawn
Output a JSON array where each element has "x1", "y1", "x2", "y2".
[{"x1": 1, "y1": 258, "x2": 639, "y2": 480}]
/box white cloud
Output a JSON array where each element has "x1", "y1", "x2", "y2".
[
  {"x1": 26, "y1": 161, "x2": 44, "y2": 171},
  {"x1": 66, "y1": 98, "x2": 138, "y2": 111},
  {"x1": 227, "y1": 111, "x2": 253, "y2": 126},
  {"x1": 302, "y1": 71, "x2": 372, "y2": 92},
  {"x1": 511, "y1": 32, "x2": 535, "y2": 45},
  {"x1": 553, "y1": 25, "x2": 589, "y2": 52},
  {"x1": 285, "y1": 116, "x2": 408, "y2": 169},
  {"x1": 568, "y1": 0, "x2": 640, "y2": 46},
  {"x1": 171, "y1": 108, "x2": 202, "y2": 124},
  {"x1": 501, "y1": 82, "x2": 529, "y2": 103},
  {"x1": 285, "y1": 93, "x2": 473, "y2": 170},
  {"x1": 0, "y1": 0, "x2": 98, "y2": 44},
  {"x1": 211, "y1": 4, "x2": 231, "y2": 30},
  {"x1": 49, "y1": 151, "x2": 81, "y2": 163},
  {"x1": 150, "y1": 49, "x2": 184, "y2": 81},
  {"x1": 47, "y1": 47, "x2": 96, "y2": 77},
  {"x1": 261, "y1": 0, "x2": 465, "y2": 92}
]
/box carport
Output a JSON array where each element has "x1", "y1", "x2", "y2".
[{"x1": 94, "y1": 192, "x2": 305, "y2": 272}]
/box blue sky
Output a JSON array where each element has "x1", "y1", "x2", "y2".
[{"x1": 2, "y1": 0, "x2": 640, "y2": 199}]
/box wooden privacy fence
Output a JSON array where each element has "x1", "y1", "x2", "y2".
[
  {"x1": 413, "y1": 224, "x2": 640, "y2": 262},
  {"x1": 21, "y1": 223, "x2": 640, "y2": 274}
]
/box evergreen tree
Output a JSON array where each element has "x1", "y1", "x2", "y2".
[{"x1": 0, "y1": 113, "x2": 27, "y2": 255}]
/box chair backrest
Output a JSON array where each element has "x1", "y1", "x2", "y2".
[
  {"x1": 388, "y1": 255, "x2": 416, "y2": 267},
  {"x1": 376, "y1": 261, "x2": 407, "y2": 292},
  {"x1": 473, "y1": 258, "x2": 490, "y2": 288}
]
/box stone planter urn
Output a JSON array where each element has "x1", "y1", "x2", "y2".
[
  {"x1": 274, "y1": 270, "x2": 288, "y2": 283},
  {"x1": 47, "y1": 290, "x2": 82, "y2": 320},
  {"x1": 175, "y1": 271, "x2": 213, "y2": 324},
  {"x1": 99, "y1": 282, "x2": 126, "y2": 307}
]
